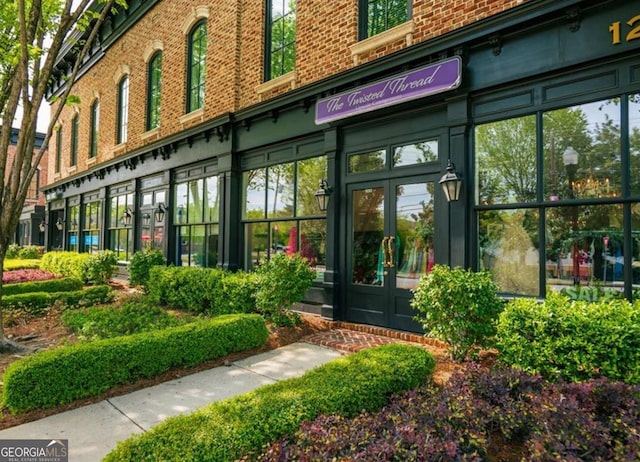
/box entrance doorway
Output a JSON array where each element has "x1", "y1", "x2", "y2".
[{"x1": 346, "y1": 175, "x2": 440, "y2": 332}]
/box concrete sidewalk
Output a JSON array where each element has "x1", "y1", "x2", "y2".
[{"x1": 0, "y1": 342, "x2": 343, "y2": 462}]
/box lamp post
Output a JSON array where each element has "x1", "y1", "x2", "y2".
[{"x1": 563, "y1": 146, "x2": 580, "y2": 285}]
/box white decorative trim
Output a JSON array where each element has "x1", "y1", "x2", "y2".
[
  {"x1": 143, "y1": 40, "x2": 164, "y2": 62},
  {"x1": 181, "y1": 5, "x2": 210, "y2": 35},
  {"x1": 53, "y1": 173, "x2": 61, "y2": 180},
  {"x1": 140, "y1": 127, "x2": 160, "y2": 143},
  {"x1": 349, "y1": 20, "x2": 415, "y2": 64},
  {"x1": 67, "y1": 166, "x2": 77, "y2": 174},
  {"x1": 112, "y1": 64, "x2": 130, "y2": 84},
  {"x1": 179, "y1": 108, "x2": 204, "y2": 125},
  {"x1": 86, "y1": 157, "x2": 98, "y2": 166},
  {"x1": 255, "y1": 71, "x2": 297, "y2": 101}
]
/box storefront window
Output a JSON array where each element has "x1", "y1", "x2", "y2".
[
  {"x1": 475, "y1": 95, "x2": 634, "y2": 299},
  {"x1": 174, "y1": 176, "x2": 219, "y2": 267},
  {"x1": 348, "y1": 150, "x2": 385, "y2": 173},
  {"x1": 543, "y1": 100, "x2": 621, "y2": 201},
  {"x1": 476, "y1": 115, "x2": 537, "y2": 205},
  {"x1": 479, "y1": 209, "x2": 539, "y2": 296},
  {"x1": 632, "y1": 203, "x2": 640, "y2": 300},
  {"x1": 109, "y1": 194, "x2": 133, "y2": 261},
  {"x1": 83, "y1": 201, "x2": 101, "y2": 254},
  {"x1": 67, "y1": 204, "x2": 80, "y2": 252},
  {"x1": 243, "y1": 155, "x2": 327, "y2": 277}
]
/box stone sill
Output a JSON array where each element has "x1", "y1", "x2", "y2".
[
  {"x1": 111, "y1": 142, "x2": 127, "y2": 158},
  {"x1": 349, "y1": 20, "x2": 415, "y2": 64},
  {"x1": 67, "y1": 166, "x2": 77, "y2": 175},
  {"x1": 86, "y1": 157, "x2": 97, "y2": 167},
  {"x1": 255, "y1": 71, "x2": 296, "y2": 101},
  {"x1": 179, "y1": 108, "x2": 204, "y2": 126},
  {"x1": 141, "y1": 127, "x2": 160, "y2": 143}
]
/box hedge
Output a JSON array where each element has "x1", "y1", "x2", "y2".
[
  {"x1": 2, "y1": 277, "x2": 83, "y2": 296},
  {"x1": 2, "y1": 259, "x2": 41, "y2": 271},
  {"x1": 104, "y1": 344, "x2": 436, "y2": 462},
  {"x1": 2, "y1": 314, "x2": 268, "y2": 413},
  {"x1": 1, "y1": 285, "x2": 113, "y2": 314},
  {"x1": 147, "y1": 266, "x2": 256, "y2": 315},
  {"x1": 496, "y1": 292, "x2": 640, "y2": 383},
  {"x1": 39, "y1": 250, "x2": 117, "y2": 284}
]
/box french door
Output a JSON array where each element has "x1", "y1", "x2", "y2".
[{"x1": 346, "y1": 175, "x2": 440, "y2": 332}]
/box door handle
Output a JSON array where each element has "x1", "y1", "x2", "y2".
[
  {"x1": 387, "y1": 236, "x2": 395, "y2": 268},
  {"x1": 381, "y1": 236, "x2": 390, "y2": 267}
]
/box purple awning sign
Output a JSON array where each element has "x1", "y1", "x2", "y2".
[{"x1": 315, "y1": 56, "x2": 462, "y2": 125}]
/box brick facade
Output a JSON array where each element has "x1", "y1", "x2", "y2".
[{"x1": 49, "y1": 0, "x2": 529, "y2": 185}]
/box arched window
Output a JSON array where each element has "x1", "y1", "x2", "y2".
[
  {"x1": 89, "y1": 99, "x2": 99, "y2": 158},
  {"x1": 187, "y1": 20, "x2": 207, "y2": 113},
  {"x1": 147, "y1": 51, "x2": 162, "y2": 130},
  {"x1": 117, "y1": 75, "x2": 129, "y2": 144}
]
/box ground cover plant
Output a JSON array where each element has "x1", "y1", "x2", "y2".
[
  {"x1": 61, "y1": 297, "x2": 195, "y2": 340},
  {"x1": 1, "y1": 268, "x2": 56, "y2": 284},
  {"x1": 256, "y1": 364, "x2": 640, "y2": 461}
]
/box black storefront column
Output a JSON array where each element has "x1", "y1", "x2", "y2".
[
  {"x1": 321, "y1": 128, "x2": 339, "y2": 320},
  {"x1": 218, "y1": 151, "x2": 241, "y2": 272}
]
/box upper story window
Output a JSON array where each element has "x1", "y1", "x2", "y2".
[
  {"x1": 147, "y1": 51, "x2": 162, "y2": 130},
  {"x1": 359, "y1": 0, "x2": 410, "y2": 39},
  {"x1": 55, "y1": 126, "x2": 62, "y2": 173},
  {"x1": 89, "y1": 99, "x2": 99, "y2": 158},
  {"x1": 187, "y1": 21, "x2": 207, "y2": 113},
  {"x1": 117, "y1": 75, "x2": 129, "y2": 144},
  {"x1": 265, "y1": 0, "x2": 296, "y2": 81},
  {"x1": 70, "y1": 113, "x2": 79, "y2": 167}
]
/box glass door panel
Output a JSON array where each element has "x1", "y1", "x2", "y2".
[
  {"x1": 351, "y1": 187, "x2": 385, "y2": 286},
  {"x1": 395, "y1": 182, "x2": 435, "y2": 290}
]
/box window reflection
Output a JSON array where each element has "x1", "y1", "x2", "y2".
[
  {"x1": 479, "y1": 209, "x2": 540, "y2": 296},
  {"x1": 393, "y1": 140, "x2": 438, "y2": 167},
  {"x1": 267, "y1": 162, "x2": 294, "y2": 218},
  {"x1": 476, "y1": 115, "x2": 537, "y2": 205},
  {"x1": 629, "y1": 95, "x2": 640, "y2": 196},
  {"x1": 544, "y1": 101, "x2": 621, "y2": 200},
  {"x1": 349, "y1": 150, "x2": 385, "y2": 173}
]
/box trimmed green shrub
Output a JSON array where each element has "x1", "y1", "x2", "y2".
[
  {"x1": 61, "y1": 300, "x2": 190, "y2": 341},
  {"x1": 18, "y1": 246, "x2": 43, "y2": 260},
  {"x1": 254, "y1": 253, "x2": 316, "y2": 326},
  {"x1": 147, "y1": 266, "x2": 257, "y2": 316},
  {"x1": 411, "y1": 264, "x2": 504, "y2": 361},
  {"x1": 496, "y1": 291, "x2": 640, "y2": 383},
  {"x1": 2, "y1": 277, "x2": 83, "y2": 296},
  {"x1": 5, "y1": 243, "x2": 21, "y2": 259},
  {"x1": 104, "y1": 344, "x2": 435, "y2": 462},
  {"x1": 127, "y1": 248, "x2": 166, "y2": 290},
  {"x1": 2, "y1": 314, "x2": 268, "y2": 413},
  {"x1": 40, "y1": 250, "x2": 117, "y2": 284},
  {"x1": 2, "y1": 285, "x2": 113, "y2": 314},
  {"x1": 2, "y1": 259, "x2": 41, "y2": 271}
]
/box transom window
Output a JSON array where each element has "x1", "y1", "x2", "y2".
[
  {"x1": 187, "y1": 21, "x2": 207, "y2": 113},
  {"x1": 147, "y1": 51, "x2": 162, "y2": 130},
  {"x1": 117, "y1": 75, "x2": 129, "y2": 144},
  {"x1": 359, "y1": 0, "x2": 410, "y2": 40},
  {"x1": 265, "y1": 0, "x2": 296, "y2": 80}
]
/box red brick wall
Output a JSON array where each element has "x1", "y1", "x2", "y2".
[{"x1": 49, "y1": 0, "x2": 530, "y2": 185}]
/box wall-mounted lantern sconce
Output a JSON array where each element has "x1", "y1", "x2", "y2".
[
  {"x1": 439, "y1": 160, "x2": 463, "y2": 202},
  {"x1": 121, "y1": 208, "x2": 133, "y2": 226},
  {"x1": 39, "y1": 220, "x2": 47, "y2": 233},
  {"x1": 154, "y1": 203, "x2": 166, "y2": 223},
  {"x1": 314, "y1": 179, "x2": 333, "y2": 212},
  {"x1": 142, "y1": 213, "x2": 151, "y2": 226},
  {"x1": 55, "y1": 218, "x2": 64, "y2": 231}
]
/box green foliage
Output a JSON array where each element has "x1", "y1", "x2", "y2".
[
  {"x1": 411, "y1": 264, "x2": 504, "y2": 361},
  {"x1": 254, "y1": 253, "x2": 315, "y2": 326},
  {"x1": 17, "y1": 246, "x2": 42, "y2": 260},
  {"x1": 5, "y1": 244, "x2": 21, "y2": 259},
  {"x1": 496, "y1": 292, "x2": 640, "y2": 383},
  {"x1": 104, "y1": 344, "x2": 435, "y2": 462},
  {"x1": 2, "y1": 277, "x2": 82, "y2": 296},
  {"x1": 2, "y1": 285, "x2": 113, "y2": 314},
  {"x1": 127, "y1": 249, "x2": 166, "y2": 290},
  {"x1": 2, "y1": 259, "x2": 42, "y2": 271},
  {"x1": 2, "y1": 314, "x2": 268, "y2": 413},
  {"x1": 40, "y1": 250, "x2": 117, "y2": 284},
  {"x1": 61, "y1": 300, "x2": 190, "y2": 341},
  {"x1": 147, "y1": 266, "x2": 257, "y2": 316}
]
